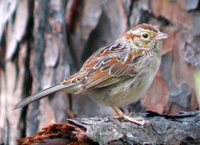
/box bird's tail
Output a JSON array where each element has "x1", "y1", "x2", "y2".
[{"x1": 14, "y1": 84, "x2": 79, "y2": 109}]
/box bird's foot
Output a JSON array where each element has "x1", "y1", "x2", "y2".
[
  {"x1": 114, "y1": 114, "x2": 148, "y2": 125},
  {"x1": 112, "y1": 106, "x2": 149, "y2": 125}
]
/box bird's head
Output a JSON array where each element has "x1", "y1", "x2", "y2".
[{"x1": 125, "y1": 23, "x2": 168, "y2": 50}]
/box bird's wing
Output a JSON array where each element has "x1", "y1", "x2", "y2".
[
  {"x1": 80, "y1": 54, "x2": 144, "y2": 90},
  {"x1": 69, "y1": 42, "x2": 148, "y2": 92}
]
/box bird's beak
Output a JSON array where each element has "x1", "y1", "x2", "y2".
[{"x1": 155, "y1": 32, "x2": 168, "y2": 40}]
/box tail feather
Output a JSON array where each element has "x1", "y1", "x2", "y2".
[{"x1": 14, "y1": 84, "x2": 77, "y2": 109}]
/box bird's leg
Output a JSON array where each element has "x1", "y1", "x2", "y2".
[{"x1": 112, "y1": 106, "x2": 147, "y2": 125}]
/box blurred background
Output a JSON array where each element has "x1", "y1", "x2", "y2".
[{"x1": 0, "y1": 0, "x2": 200, "y2": 144}]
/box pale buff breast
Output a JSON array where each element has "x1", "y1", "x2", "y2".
[{"x1": 89, "y1": 55, "x2": 161, "y2": 107}]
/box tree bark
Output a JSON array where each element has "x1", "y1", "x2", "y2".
[
  {"x1": 1, "y1": 0, "x2": 200, "y2": 144},
  {"x1": 17, "y1": 111, "x2": 200, "y2": 145}
]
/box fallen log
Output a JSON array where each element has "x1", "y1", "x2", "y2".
[{"x1": 17, "y1": 111, "x2": 200, "y2": 145}]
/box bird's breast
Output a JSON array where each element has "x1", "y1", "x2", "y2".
[{"x1": 89, "y1": 63, "x2": 160, "y2": 107}]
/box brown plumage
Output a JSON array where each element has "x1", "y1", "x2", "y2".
[{"x1": 14, "y1": 23, "x2": 168, "y2": 125}]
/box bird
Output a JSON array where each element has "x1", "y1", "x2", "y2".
[{"x1": 14, "y1": 23, "x2": 168, "y2": 125}]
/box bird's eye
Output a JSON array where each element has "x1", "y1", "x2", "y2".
[{"x1": 141, "y1": 33, "x2": 149, "y2": 39}]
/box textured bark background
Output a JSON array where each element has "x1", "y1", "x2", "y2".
[{"x1": 0, "y1": 0, "x2": 200, "y2": 144}]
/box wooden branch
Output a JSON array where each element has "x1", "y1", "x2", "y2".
[{"x1": 17, "y1": 111, "x2": 200, "y2": 145}]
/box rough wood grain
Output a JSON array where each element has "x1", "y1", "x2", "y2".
[{"x1": 17, "y1": 111, "x2": 200, "y2": 145}]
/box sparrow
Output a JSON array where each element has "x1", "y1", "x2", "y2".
[{"x1": 14, "y1": 23, "x2": 168, "y2": 125}]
